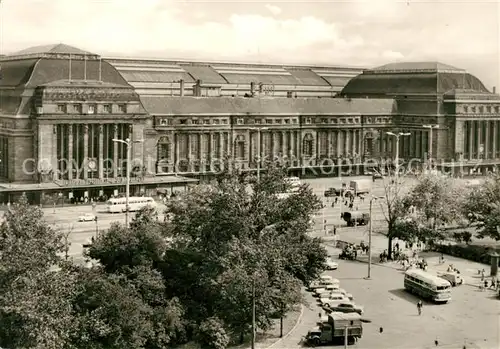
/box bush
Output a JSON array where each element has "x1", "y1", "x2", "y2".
[
  {"x1": 433, "y1": 243, "x2": 500, "y2": 265},
  {"x1": 196, "y1": 317, "x2": 229, "y2": 349}
]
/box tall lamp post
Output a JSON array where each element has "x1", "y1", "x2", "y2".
[
  {"x1": 366, "y1": 195, "x2": 385, "y2": 279},
  {"x1": 386, "y1": 132, "x2": 411, "y2": 190},
  {"x1": 423, "y1": 124, "x2": 439, "y2": 170},
  {"x1": 112, "y1": 137, "x2": 144, "y2": 227}
]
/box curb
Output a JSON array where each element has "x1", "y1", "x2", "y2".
[{"x1": 265, "y1": 304, "x2": 305, "y2": 349}]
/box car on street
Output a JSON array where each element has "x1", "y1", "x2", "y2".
[
  {"x1": 325, "y1": 285, "x2": 353, "y2": 300},
  {"x1": 78, "y1": 213, "x2": 97, "y2": 222},
  {"x1": 437, "y1": 272, "x2": 463, "y2": 287},
  {"x1": 324, "y1": 188, "x2": 339, "y2": 197},
  {"x1": 325, "y1": 258, "x2": 338, "y2": 270},
  {"x1": 319, "y1": 293, "x2": 350, "y2": 308},
  {"x1": 327, "y1": 302, "x2": 364, "y2": 315}
]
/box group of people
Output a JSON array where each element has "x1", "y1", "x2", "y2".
[{"x1": 330, "y1": 193, "x2": 363, "y2": 211}]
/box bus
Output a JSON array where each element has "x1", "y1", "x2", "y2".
[
  {"x1": 404, "y1": 269, "x2": 452, "y2": 303},
  {"x1": 106, "y1": 197, "x2": 156, "y2": 213}
]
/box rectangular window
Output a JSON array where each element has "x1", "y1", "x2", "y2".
[
  {"x1": 203, "y1": 119, "x2": 210, "y2": 125},
  {"x1": 266, "y1": 119, "x2": 273, "y2": 124},
  {"x1": 213, "y1": 119, "x2": 220, "y2": 125},
  {"x1": 103, "y1": 104, "x2": 111, "y2": 113},
  {"x1": 284, "y1": 119, "x2": 290, "y2": 124},
  {"x1": 118, "y1": 104, "x2": 127, "y2": 113},
  {"x1": 88, "y1": 104, "x2": 96, "y2": 114},
  {"x1": 222, "y1": 119, "x2": 228, "y2": 124},
  {"x1": 192, "y1": 119, "x2": 199, "y2": 125},
  {"x1": 486, "y1": 106, "x2": 492, "y2": 113},
  {"x1": 57, "y1": 104, "x2": 66, "y2": 113},
  {"x1": 72, "y1": 104, "x2": 82, "y2": 113},
  {"x1": 179, "y1": 119, "x2": 187, "y2": 125}
]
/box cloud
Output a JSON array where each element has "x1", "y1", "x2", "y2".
[
  {"x1": 265, "y1": 4, "x2": 282, "y2": 15},
  {"x1": 0, "y1": 0, "x2": 498, "y2": 89}
]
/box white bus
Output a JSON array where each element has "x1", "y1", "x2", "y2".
[
  {"x1": 106, "y1": 196, "x2": 156, "y2": 213},
  {"x1": 404, "y1": 269, "x2": 452, "y2": 303}
]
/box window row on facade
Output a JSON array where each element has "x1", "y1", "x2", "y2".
[
  {"x1": 55, "y1": 103, "x2": 128, "y2": 114},
  {"x1": 462, "y1": 104, "x2": 500, "y2": 114},
  {"x1": 155, "y1": 116, "x2": 391, "y2": 128}
]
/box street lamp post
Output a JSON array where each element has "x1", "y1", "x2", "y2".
[
  {"x1": 386, "y1": 132, "x2": 411, "y2": 190},
  {"x1": 366, "y1": 196, "x2": 384, "y2": 279},
  {"x1": 112, "y1": 137, "x2": 144, "y2": 227},
  {"x1": 423, "y1": 124, "x2": 439, "y2": 170}
]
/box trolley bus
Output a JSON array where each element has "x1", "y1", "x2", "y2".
[
  {"x1": 404, "y1": 269, "x2": 452, "y2": 303},
  {"x1": 106, "y1": 197, "x2": 156, "y2": 213}
]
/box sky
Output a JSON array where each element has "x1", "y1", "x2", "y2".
[{"x1": 1, "y1": 0, "x2": 499, "y2": 90}]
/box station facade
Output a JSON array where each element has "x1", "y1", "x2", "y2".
[{"x1": 0, "y1": 44, "x2": 499, "y2": 204}]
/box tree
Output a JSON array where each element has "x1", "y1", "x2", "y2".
[
  {"x1": 86, "y1": 207, "x2": 168, "y2": 273},
  {"x1": 463, "y1": 174, "x2": 500, "y2": 240},
  {"x1": 0, "y1": 195, "x2": 79, "y2": 349},
  {"x1": 163, "y1": 164, "x2": 325, "y2": 344},
  {"x1": 377, "y1": 174, "x2": 413, "y2": 259},
  {"x1": 196, "y1": 317, "x2": 229, "y2": 349},
  {"x1": 403, "y1": 174, "x2": 466, "y2": 231}
]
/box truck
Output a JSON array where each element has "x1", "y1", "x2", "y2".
[
  {"x1": 349, "y1": 179, "x2": 372, "y2": 196},
  {"x1": 304, "y1": 312, "x2": 363, "y2": 347},
  {"x1": 342, "y1": 211, "x2": 370, "y2": 227}
]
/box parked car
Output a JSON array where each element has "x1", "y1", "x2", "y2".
[
  {"x1": 325, "y1": 258, "x2": 339, "y2": 270},
  {"x1": 328, "y1": 302, "x2": 364, "y2": 315},
  {"x1": 78, "y1": 213, "x2": 96, "y2": 222},
  {"x1": 324, "y1": 188, "x2": 340, "y2": 197},
  {"x1": 320, "y1": 293, "x2": 350, "y2": 308},
  {"x1": 438, "y1": 272, "x2": 463, "y2": 287},
  {"x1": 324, "y1": 285, "x2": 354, "y2": 301}
]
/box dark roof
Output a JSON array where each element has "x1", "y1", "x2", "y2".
[
  {"x1": 369, "y1": 62, "x2": 464, "y2": 74},
  {"x1": 181, "y1": 65, "x2": 227, "y2": 84},
  {"x1": 341, "y1": 70, "x2": 489, "y2": 97},
  {"x1": 8, "y1": 44, "x2": 95, "y2": 57},
  {"x1": 0, "y1": 59, "x2": 38, "y2": 87},
  {"x1": 26, "y1": 58, "x2": 130, "y2": 87},
  {"x1": 140, "y1": 96, "x2": 396, "y2": 115},
  {"x1": 119, "y1": 70, "x2": 195, "y2": 83},
  {"x1": 443, "y1": 89, "x2": 500, "y2": 100},
  {"x1": 286, "y1": 69, "x2": 329, "y2": 86},
  {"x1": 217, "y1": 72, "x2": 300, "y2": 85}
]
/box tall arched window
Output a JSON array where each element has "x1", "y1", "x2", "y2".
[
  {"x1": 157, "y1": 136, "x2": 171, "y2": 173},
  {"x1": 303, "y1": 134, "x2": 314, "y2": 157},
  {"x1": 234, "y1": 135, "x2": 245, "y2": 160}
]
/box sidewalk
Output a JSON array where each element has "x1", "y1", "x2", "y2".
[{"x1": 318, "y1": 230, "x2": 493, "y2": 289}]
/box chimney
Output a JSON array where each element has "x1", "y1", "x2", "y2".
[
  {"x1": 493, "y1": 86, "x2": 496, "y2": 94},
  {"x1": 180, "y1": 79, "x2": 185, "y2": 97}
]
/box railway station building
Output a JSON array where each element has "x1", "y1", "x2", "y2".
[{"x1": 0, "y1": 44, "x2": 499, "y2": 204}]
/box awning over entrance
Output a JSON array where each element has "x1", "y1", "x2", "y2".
[{"x1": 0, "y1": 175, "x2": 199, "y2": 192}]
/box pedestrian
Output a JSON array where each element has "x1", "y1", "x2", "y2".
[
  {"x1": 484, "y1": 280, "x2": 488, "y2": 289},
  {"x1": 395, "y1": 242, "x2": 400, "y2": 251},
  {"x1": 417, "y1": 300, "x2": 423, "y2": 315}
]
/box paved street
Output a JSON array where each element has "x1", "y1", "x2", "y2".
[{"x1": 271, "y1": 250, "x2": 500, "y2": 349}]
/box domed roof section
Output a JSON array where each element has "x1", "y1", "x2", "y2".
[
  {"x1": 370, "y1": 62, "x2": 464, "y2": 73},
  {"x1": 3, "y1": 43, "x2": 99, "y2": 60},
  {"x1": 340, "y1": 61, "x2": 490, "y2": 97}
]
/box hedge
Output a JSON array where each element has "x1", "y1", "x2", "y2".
[{"x1": 432, "y1": 243, "x2": 500, "y2": 265}]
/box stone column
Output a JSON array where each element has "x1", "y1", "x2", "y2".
[
  {"x1": 296, "y1": 131, "x2": 301, "y2": 165},
  {"x1": 67, "y1": 126, "x2": 73, "y2": 180},
  {"x1": 187, "y1": 134, "x2": 192, "y2": 171},
  {"x1": 98, "y1": 125, "x2": 104, "y2": 179},
  {"x1": 485, "y1": 121, "x2": 490, "y2": 159},
  {"x1": 476, "y1": 121, "x2": 481, "y2": 159},
  {"x1": 113, "y1": 124, "x2": 118, "y2": 178},
  {"x1": 83, "y1": 125, "x2": 89, "y2": 179},
  {"x1": 175, "y1": 133, "x2": 180, "y2": 172},
  {"x1": 281, "y1": 131, "x2": 286, "y2": 162},
  {"x1": 493, "y1": 121, "x2": 498, "y2": 159},
  {"x1": 218, "y1": 132, "x2": 224, "y2": 159},
  {"x1": 468, "y1": 121, "x2": 473, "y2": 160}
]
